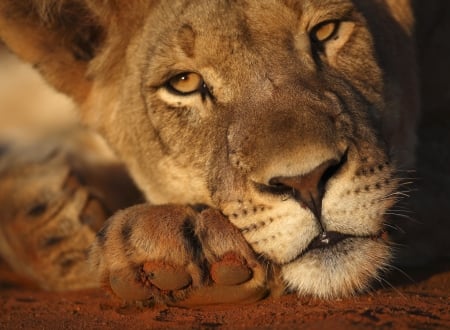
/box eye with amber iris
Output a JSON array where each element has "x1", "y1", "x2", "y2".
[
  {"x1": 166, "y1": 72, "x2": 208, "y2": 96},
  {"x1": 310, "y1": 20, "x2": 340, "y2": 43}
]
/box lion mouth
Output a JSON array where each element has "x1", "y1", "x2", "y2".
[
  {"x1": 282, "y1": 230, "x2": 385, "y2": 265},
  {"x1": 307, "y1": 231, "x2": 353, "y2": 250}
]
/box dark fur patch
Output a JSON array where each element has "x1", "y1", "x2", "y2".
[
  {"x1": 27, "y1": 202, "x2": 48, "y2": 217},
  {"x1": 181, "y1": 218, "x2": 203, "y2": 264},
  {"x1": 121, "y1": 222, "x2": 133, "y2": 244},
  {"x1": 42, "y1": 235, "x2": 66, "y2": 248},
  {"x1": 177, "y1": 24, "x2": 196, "y2": 58},
  {"x1": 95, "y1": 224, "x2": 108, "y2": 246},
  {"x1": 11, "y1": 1, "x2": 104, "y2": 61},
  {"x1": 191, "y1": 204, "x2": 209, "y2": 213}
]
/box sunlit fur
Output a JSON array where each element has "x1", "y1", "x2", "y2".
[{"x1": 0, "y1": 0, "x2": 419, "y2": 299}]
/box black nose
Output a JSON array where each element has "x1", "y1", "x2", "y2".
[{"x1": 268, "y1": 158, "x2": 343, "y2": 218}]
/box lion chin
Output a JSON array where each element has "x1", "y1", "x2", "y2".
[
  {"x1": 282, "y1": 238, "x2": 390, "y2": 298},
  {"x1": 0, "y1": 0, "x2": 418, "y2": 306}
]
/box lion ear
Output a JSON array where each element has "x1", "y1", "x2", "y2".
[{"x1": 0, "y1": 1, "x2": 113, "y2": 103}]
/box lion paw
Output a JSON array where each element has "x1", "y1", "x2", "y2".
[{"x1": 89, "y1": 204, "x2": 274, "y2": 306}]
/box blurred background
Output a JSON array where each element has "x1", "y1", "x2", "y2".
[
  {"x1": 397, "y1": 1, "x2": 450, "y2": 266},
  {"x1": 0, "y1": 42, "x2": 77, "y2": 147}
]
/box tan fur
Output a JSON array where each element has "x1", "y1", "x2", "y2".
[{"x1": 0, "y1": 0, "x2": 418, "y2": 303}]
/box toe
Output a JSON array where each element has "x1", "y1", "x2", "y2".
[
  {"x1": 109, "y1": 268, "x2": 152, "y2": 301},
  {"x1": 211, "y1": 252, "x2": 252, "y2": 285},
  {"x1": 142, "y1": 261, "x2": 192, "y2": 291}
]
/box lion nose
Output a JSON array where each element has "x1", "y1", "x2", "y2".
[{"x1": 268, "y1": 158, "x2": 343, "y2": 218}]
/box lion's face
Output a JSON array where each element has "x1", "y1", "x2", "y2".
[
  {"x1": 0, "y1": 0, "x2": 417, "y2": 298},
  {"x1": 77, "y1": 0, "x2": 417, "y2": 297}
]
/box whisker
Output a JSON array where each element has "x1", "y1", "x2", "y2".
[
  {"x1": 387, "y1": 241, "x2": 409, "y2": 249},
  {"x1": 377, "y1": 277, "x2": 407, "y2": 299},
  {"x1": 386, "y1": 264, "x2": 415, "y2": 284},
  {"x1": 382, "y1": 223, "x2": 405, "y2": 233},
  {"x1": 384, "y1": 212, "x2": 414, "y2": 220},
  {"x1": 388, "y1": 207, "x2": 413, "y2": 214},
  {"x1": 395, "y1": 181, "x2": 415, "y2": 187},
  {"x1": 392, "y1": 191, "x2": 410, "y2": 198},
  {"x1": 382, "y1": 192, "x2": 409, "y2": 199},
  {"x1": 386, "y1": 213, "x2": 420, "y2": 224},
  {"x1": 378, "y1": 196, "x2": 403, "y2": 203}
]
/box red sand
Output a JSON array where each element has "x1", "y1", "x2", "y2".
[{"x1": 0, "y1": 260, "x2": 449, "y2": 329}]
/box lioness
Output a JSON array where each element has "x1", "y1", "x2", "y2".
[{"x1": 0, "y1": 0, "x2": 419, "y2": 306}]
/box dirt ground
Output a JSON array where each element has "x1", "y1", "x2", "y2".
[
  {"x1": 1, "y1": 1, "x2": 450, "y2": 329},
  {"x1": 0, "y1": 259, "x2": 449, "y2": 329}
]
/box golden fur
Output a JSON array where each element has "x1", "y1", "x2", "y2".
[{"x1": 0, "y1": 0, "x2": 419, "y2": 305}]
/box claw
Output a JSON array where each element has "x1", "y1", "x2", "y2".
[
  {"x1": 142, "y1": 261, "x2": 192, "y2": 291},
  {"x1": 211, "y1": 252, "x2": 252, "y2": 285}
]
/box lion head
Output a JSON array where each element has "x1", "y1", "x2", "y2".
[{"x1": 0, "y1": 0, "x2": 419, "y2": 297}]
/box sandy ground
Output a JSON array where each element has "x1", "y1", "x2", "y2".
[
  {"x1": 0, "y1": 259, "x2": 449, "y2": 329},
  {"x1": 0, "y1": 1, "x2": 450, "y2": 329}
]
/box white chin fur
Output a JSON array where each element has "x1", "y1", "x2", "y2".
[{"x1": 281, "y1": 238, "x2": 390, "y2": 298}]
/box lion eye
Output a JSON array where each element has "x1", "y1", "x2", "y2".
[
  {"x1": 167, "y1": 72, "x2": 205, "y2": 95},
  {"x1": 311, "y1": 21, "x2": 340, "y2": 43}
]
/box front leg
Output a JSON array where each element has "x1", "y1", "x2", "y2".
[{"x1": 90, "y1": 204, "x2": 279, "y2": 306}]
